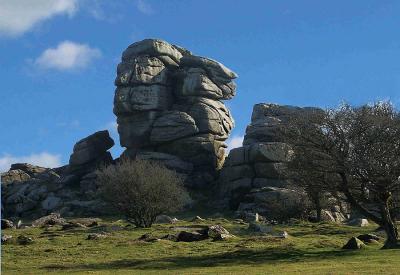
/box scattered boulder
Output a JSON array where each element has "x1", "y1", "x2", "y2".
[
  {"x1": 32, "y1": 213, "x2": 66, "y2": 227},
  {"x1": 175, "y1": 231, "x2": 208, "y2": 242},
  {"x1": 86, "y1": 233, "x2": 107, "y2": 240},
  {"x1": 207, "y1": 225, "x2": 232, "y2": 240},
  {"x1": 342, "y1": 237, "x2": 365, "y2": 249},
  {"x1": 68, "y1": 218, "x2": 100, "y2": 227},
  {"x1": 61, "y1": 222, "x2": 87, "y2": 230},
  {"x1": 17, "y1": 235, "x2": 34, "y2": 245},
  {"x1": 1, "y1": 235, "x2": 13, "y2": 244},
  {"x1": 276, "y1": 231, "x2": 289, "y2": 239},
  {"x1": 357, "y1": 233, "x2": 380, "y2": 243},
  {"x1": 347, "y1": 218, "x2": 369, "y2": 227},
  {"x1": 236, "y1": 212, "x2": 264, "y2": 223},
  {"x1": 137, "y1": 233, "x2": 160, "y2": 242},
  {"x1": 1, "y1": 219, "x2": 14, "y2": 229}
]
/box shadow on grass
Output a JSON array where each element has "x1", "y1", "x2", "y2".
[{"x1": 43, "y1": 246, "x2": 358, "y2": 272}]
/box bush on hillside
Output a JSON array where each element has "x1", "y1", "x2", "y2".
[{"x1": 96, "y1": 158, "x2": 189, "y2": 228}]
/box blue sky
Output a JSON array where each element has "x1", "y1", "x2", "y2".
[{"x1": 0, "y1": 0, "x2": 399, "y2": 171}]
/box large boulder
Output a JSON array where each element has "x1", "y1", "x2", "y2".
[{"x1": 69, "y1": 130, "x2": 114, "y2": 166}]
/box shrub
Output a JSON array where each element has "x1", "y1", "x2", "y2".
[{"x1": 96, "y1": 158, "x2": 189, "y2": 228}]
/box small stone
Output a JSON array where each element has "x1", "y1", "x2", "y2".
[
  {"x1": 17, "y1": 235, "x2": 33, "y2": 245},
  {"x1": 1, "y1": 235, "x2": 13, "y2": 244},
  {"x1": 86, "y1": 233, "x2": 107, "y2": 240},
  {"x1": 137, "y1": 233, "x2": 160, "y2": 242},
  {"x1": 277, "y1": 231, "x2": 289, "y2": 239},
  {"x1": 342, "y1": 237, "x2": 365, "y2": 249},
  {"x1": 62, "y1": 222, "x2": 87, "y2": 230},
  {"x1": 347, "y1": 218, "x2": 369, "y2": 227}
]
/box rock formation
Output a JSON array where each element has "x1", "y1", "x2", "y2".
[
  {"x1": 1, "y1": 39, "x2": 237, "y2": 218},
  {"x1": 114, "y1": 39, "x2": 237, "y2": 188},
  {"x1": 1, "y1": 131, "x2": 114, "y2": 218},
  {"x1": 218, "y1": 103, "x2": 345, "y2": 222}
]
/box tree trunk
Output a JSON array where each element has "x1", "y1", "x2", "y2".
[
  {"x1": 315, "y1": 198, "x2": 322, "y2": 222},
  {"x1": 381, "y1": 200, "x2": 399, "y2": 249}
]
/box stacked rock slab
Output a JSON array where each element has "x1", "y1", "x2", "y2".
[
  {"x1": 114, "y1": 39, "x2": 237, "y2": 188},
  {"x1": 1, "y1": 130, "x2": 115, "y2": 218},
  {"x1": 219, "y1": 103, "x2": 322, "y2": 219}
]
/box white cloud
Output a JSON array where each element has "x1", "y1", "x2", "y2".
[
  {"x1": 226, "y1": 135, "x2": 244, "y2": 152},
  {"x1": 34, "y1": 41, "x2": 101, "y2": 70},
  {"x1": 0, "y1": 0, "x2": 78, "y2": 37},
  {"x1": 0, "y1": 152, "x2": 62, "y2": 173},
  {"x1": 136, "y1": 0, "x2": 154, "y2": 15}
]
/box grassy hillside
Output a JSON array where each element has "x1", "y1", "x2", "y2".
[{"x1": 2, "y1": 216, "x2": 399, "y2": 274}]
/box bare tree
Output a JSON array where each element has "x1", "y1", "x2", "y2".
[
  {"x1": 284, "y1": 102, "x2": 400, "y2": 248},
  {"x1": 96, "y1": 158, "x2": 190, "y2": 228}
]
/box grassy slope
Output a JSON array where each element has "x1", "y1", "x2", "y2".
[{"x1": 2, "y1": 217, "x2": 399, "y2": 275}]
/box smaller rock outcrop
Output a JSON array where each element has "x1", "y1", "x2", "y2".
[
  {"x1": 218, "y1": 103, "x2": 346, "y2": 222},
  {"x1": 218, "y1": 104, "x2": 313, "y2": 219},
  {"x1": 1, "y1": 130, "x2": 115, "y2": 219}
]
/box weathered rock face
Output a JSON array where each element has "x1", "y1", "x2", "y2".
[
  {"x1": 218, "y1": 103, "x2": 332, "y2": 220},
  {"x1": 114, "y1": 39, "x2": 237, "y2": 188},
  {"x1": 1, "y1": 130, "x2": 115, "y2": 218}
]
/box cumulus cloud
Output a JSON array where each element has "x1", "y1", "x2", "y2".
[
  {"x1": 0, "y1": 0, "x2": 78, "y2": 37},
  {"x1": 34, "y1": 41, "x2": 101, "y2": 70},
  {"x1": 226, "y1": 135, "x2": 244, "y2": 152},
  {"x1": 0, "y1": 152, "x2": 62, "y2": 173},
  {"x1": 135, "y1": 0, "x2": 154, "y2": 15}
]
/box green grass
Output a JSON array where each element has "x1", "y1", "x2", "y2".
[{"x1": 2, "y1": 216, "x2": 399, "y2": 274}]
